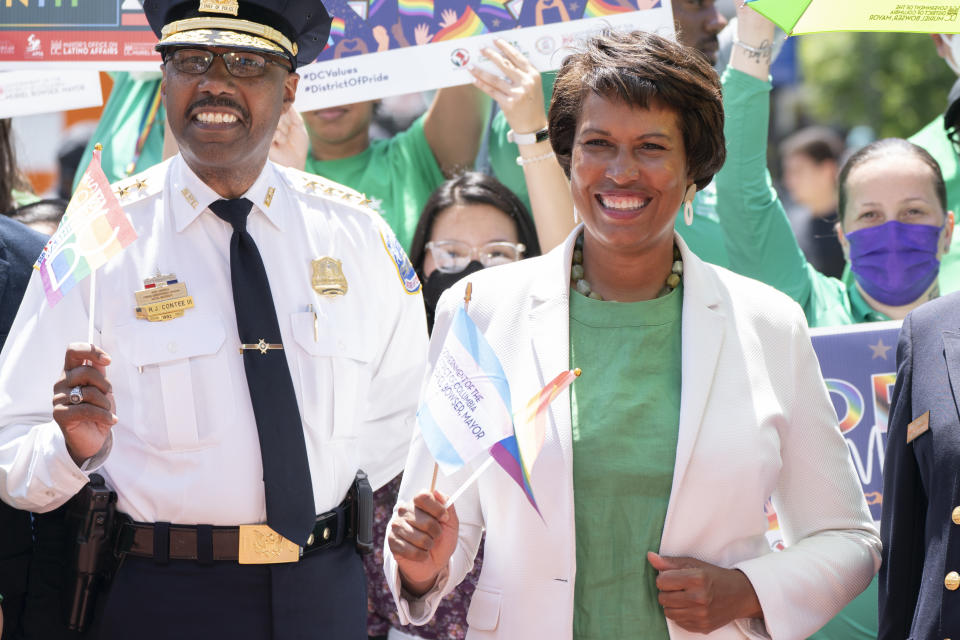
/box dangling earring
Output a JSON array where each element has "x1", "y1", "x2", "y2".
[
  {"x1": 573, "y1": 206, "x2": 580, "y2": 224},
  {"x1": 683, "y1": 184, "x2": 696, "y2": 226}
]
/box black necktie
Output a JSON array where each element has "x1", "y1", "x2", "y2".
[{"x1": 209, "y1": 198, "x2": 315, "y2": 546}]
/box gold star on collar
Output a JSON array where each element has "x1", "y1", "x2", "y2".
[
  {"x1": 358, "y1": 194, "x2": 373, "y2": 206},
  {"x1": 133, "y1": 178, "x2": 148, "y2": 192},
  {"x1": 116, "y1": 184, "x2": 132, "y2": 199},
  {"x1": 303, "y1": 179, "x2": 320, "y2": 191}
]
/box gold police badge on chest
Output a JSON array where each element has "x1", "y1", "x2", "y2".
[
  {"x1": 134, "y1": 274, "x2": 195, "y2": 321},
  {"x1": 311, "y1": 258, "x2": 348, "y2": 297}
]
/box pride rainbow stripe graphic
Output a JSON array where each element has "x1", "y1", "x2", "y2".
[
  {"x1": 826, "y1": 379, "x2": 865, "y2": 434},
  {"x1": 434, "y1": 6, "x2": 488, "y2": 41},
  {"x1": 477, "y1": 0, "x2": 514, "y2": 25},
  {"x1": 330, "y1": 16, "x2": 346, "y2": 38},
  {"x1": 399, "y1": 0, "x2": 434, "y2": 19},
  {"x1": 583, "y1": 0, "x2": 634, "y2": 19}
]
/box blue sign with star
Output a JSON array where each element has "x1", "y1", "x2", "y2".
[{"x1": 810, "y1": 320, "x2": 901, "y2": 523}]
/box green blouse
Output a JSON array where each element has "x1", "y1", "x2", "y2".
[{"x1": 569, "y1": 285, "x2": 683, "y2": 639}]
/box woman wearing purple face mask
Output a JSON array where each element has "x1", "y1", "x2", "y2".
[
  {"x1": 714, "y1": 7, "x2": 954, "y2": 327},
  {"x1": 836, "y1": 139, "x2": 954, "y2": 318}
]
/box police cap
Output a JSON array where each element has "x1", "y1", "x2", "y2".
[{"x1": 143, "y1": 0, "x2": 331, "y2": 69}]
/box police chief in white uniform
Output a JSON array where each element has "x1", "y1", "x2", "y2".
[{"x1": 0, "y1": 1, "x2": 427, "y2": 638}]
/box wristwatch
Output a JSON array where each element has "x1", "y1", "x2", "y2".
[{"x1": 507, "y1": 127, "x2": 549, "y2": 146}]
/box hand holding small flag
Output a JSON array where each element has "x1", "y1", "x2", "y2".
[{"x1": 388, "y1": 489, "x2": 460, "y2": 597}]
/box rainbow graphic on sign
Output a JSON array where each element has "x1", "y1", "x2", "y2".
[
  {"x1": 330, "y1": 16, "x2": 347, "y2": 38},
  {"x1": 477, "y1": 0, "x2": 514, "y2": 25},
  {"x1": 826, "y1": 378, "x2": 865, "y2": 434},
  {"x1": 434, "y1": 6, "x2": 488, "y2": 41},
  {"x1": 399, "y1": 0, "x2": 434, "y2": 19},
  {"x1": 35, "y1": 147, "x2": 137, "y2": 307},
  {"x1": 369, "y1": 0, "x2": 388, "y2": 17},
  {"x1": 582, "y1": 0, "x2": 634, "y2": 18}
]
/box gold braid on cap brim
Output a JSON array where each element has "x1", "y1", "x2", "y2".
[{"x1": 160, "y1": 17, "x2": 298, "y2": 57}]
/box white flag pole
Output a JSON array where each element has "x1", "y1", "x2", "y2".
[{"x1": 443, "y1": 455, "x2": 495, "y2": 509}]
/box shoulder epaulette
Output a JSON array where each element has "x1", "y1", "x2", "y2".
[
  {"x1": 282, "y1": 166, "x2": 377, "y2": 213},
  {"x1": 111, "y1": 163, "x2": 164, "y2": 207}
]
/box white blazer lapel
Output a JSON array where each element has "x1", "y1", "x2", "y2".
[
  {"x1": 663, "y1": 235, "x2": 726, "y2": 540},
  {"x1": 528, "y1": 229, "x2": 578, "y2": 477}
]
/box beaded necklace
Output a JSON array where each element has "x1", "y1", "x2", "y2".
[{"x1": 570, "y1": 234, "x2": 683, "y2": 301}]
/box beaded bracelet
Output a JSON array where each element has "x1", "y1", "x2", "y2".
[{"x1": 516, "y1": 150, "x2": 556, "y2": 166}]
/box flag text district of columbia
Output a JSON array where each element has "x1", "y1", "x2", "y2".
[{"x1": 417, "y1": 304, "x2": 514, "y2": 475}]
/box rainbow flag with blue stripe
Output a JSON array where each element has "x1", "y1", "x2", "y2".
[
  {"x1": 330, "y1": 16, "x2": 346, "y2": 38},
  {"x1": 490, "y1": 369, "x2": 579, "y2": 515},
  {"x1": 35, "y1": 147, "x2": 137, "y2": 307},
  {"x1": 417, "y1": 304, "x2": 514, "y2": 474},
  {"x1": 434, "y1": 6, "x2": 488, "y2": 41},
  {"x1": 399, "y1": 0, "x2": 434, "y2": 19}
]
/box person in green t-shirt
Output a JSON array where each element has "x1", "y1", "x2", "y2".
[
  {"x1": 910, "y1": 34, "x2": 960, "y2": 293},
  {"x1": 301, "y1": 84, "x2": 488, "y2": 253}
]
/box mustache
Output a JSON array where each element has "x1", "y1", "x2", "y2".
[{"x1": 187, "y1": 97, "x2": 249, "y2": 121}]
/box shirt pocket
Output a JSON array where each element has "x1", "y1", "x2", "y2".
[
  {"x1": 110, "y1": 310, "x2": 232, "y2": 451},
  {"x1": 465, "y1": 585, "x2": 502, "y2": 631},
  {"x1": 289, "y1": 310, "x2": 375, "y2": 441}
]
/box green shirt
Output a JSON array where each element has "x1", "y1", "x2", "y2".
[
  {"x1": 304, "y1": 115, "x2": 446, "y2": 252},
  {"x1": 714, "y1": 68, "x2": 888, "y2": 328},
  {"x1": 910, "y1": 114, "x2": 960, "y2": 294},
  {"x1": 569, "y1": 285, "x2": 682, "y2": 640},
  {"x1": 487, "y1": 74, "x2": 730, "y2": 268},
  {"x1": 74, "y1": 73, "x2": 165, "y2": 189}
]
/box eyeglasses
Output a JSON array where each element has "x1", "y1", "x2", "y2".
[
  {"x1": 165, "y1": 48, "x2": 291, "y2": 78},
  {"x1": 425, "y1": 240, "x2": 526, "y2": 273}
]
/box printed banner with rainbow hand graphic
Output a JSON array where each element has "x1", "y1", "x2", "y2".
[{"x1": 34, "y1": 147, "x2": 137, "y2": 307}]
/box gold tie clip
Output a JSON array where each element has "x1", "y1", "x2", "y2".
[{"x1": 239, "y1": 338, "x2": 283, "y2": 355}]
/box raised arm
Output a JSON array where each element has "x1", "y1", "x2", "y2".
[
  {"x1": 714, "y1": 5, "x2": 817, "y2": 308},
  {"x1": 423, "y1": 82, "x2": 490, "y2": 177},
  {"x1": 470, "y1": 39, "x2": 576, "y2": 251}
]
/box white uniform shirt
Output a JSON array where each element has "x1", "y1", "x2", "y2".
[{"x1": 0, "y1": 155, "x2": 428, "y2": 525}]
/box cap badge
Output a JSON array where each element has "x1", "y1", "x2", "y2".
[{"x1": 199, "y1": 0, "x2": 239, "y2": 16}]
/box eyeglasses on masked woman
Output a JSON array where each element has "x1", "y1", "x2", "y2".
[
  {"x1": 165, "y1": 48, "x2": 292, "y2": 78},
  {"x1": 425, "y1": 240, "x2": 526, "y2": 273}
]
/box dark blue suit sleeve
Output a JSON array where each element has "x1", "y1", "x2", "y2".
[{"x1": 879, "y1": 312, "x2": 926, "y2": 640}]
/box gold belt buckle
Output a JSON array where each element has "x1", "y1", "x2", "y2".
[{"x1": 238, "y1": 525, "x2": 301, "y2": 564}]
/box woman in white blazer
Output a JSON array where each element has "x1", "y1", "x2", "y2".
[{"x1": 384, "y1": 31, "x2": 880, "y2": 640}]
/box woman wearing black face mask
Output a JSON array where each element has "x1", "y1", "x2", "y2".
[{"x1": 409, "y1": 172, "x2": 542, "y2": 333}]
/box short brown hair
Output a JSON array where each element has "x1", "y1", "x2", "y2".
[{"x1": 548, "y1": 30, "x2": 725, "y2": 190}]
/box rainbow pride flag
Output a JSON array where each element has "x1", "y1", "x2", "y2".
[
  {"x1": 434, "y1": 6, "x2": 488, "y2": 41},
  {"x1": 399, "y1": 0, "x2": 434, "y2": 19},
  {"x1": 582, "y1": 0, "x2": 634, "y2": 19},
  {"x1": 490, "y1": 369, "x2": 580, "y2": 515},
  {"x1": 368, "y1": 0, "x2": 388, "y2": 17},
  {"x1": 330, "y1": 16, "x2": 346, "y2": 38},
  {"x1": 35, "y1": 147, "x2": 137, "y2": 307},
  {"x1": 477, "y1": 0, "x2": 514, "y2": 25}
]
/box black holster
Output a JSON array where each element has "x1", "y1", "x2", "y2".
[
  {"x1": 62, "y1": 473, "x2": 119, "y2": 633},
  {"x1": 349, "y1": 470, "x2": 374, "y2": 554}
]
